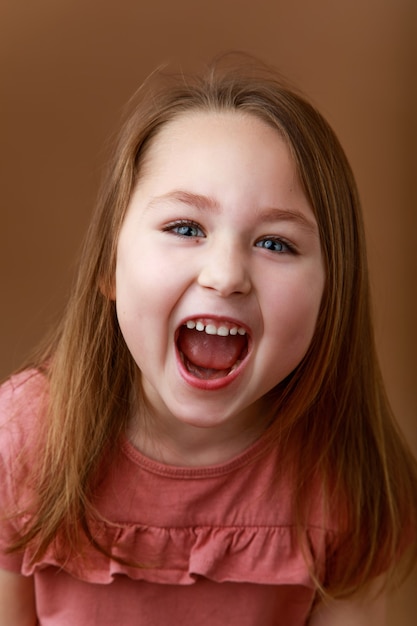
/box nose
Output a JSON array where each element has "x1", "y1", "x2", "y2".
[{"x1": 197, "y1": 237, "x2": 252, "y2": 297}]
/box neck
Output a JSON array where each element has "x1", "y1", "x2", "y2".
[{"x1": 127, "y1": 399, "x2": 271, "y2": 467}]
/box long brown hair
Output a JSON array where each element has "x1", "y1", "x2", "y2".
[{"x1": 8, "y1": 53, "x2": 417, "y2": 598}]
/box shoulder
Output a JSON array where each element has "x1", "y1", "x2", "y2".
[
  {"x1": 0, "y1": 370, "x2": 48, "y2": 572},
  {"x1": 0, "y1": 369, "x2": 48, "y2": 426},
  {"x1": 0, "y1": 369, "x2": 48, "y2": 467}
]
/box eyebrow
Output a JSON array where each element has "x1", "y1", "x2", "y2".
[
  {"x1": 147, "y1": 190, "x2": 220, "y2": 212},
  {"x1": 147, "y1": 189, "x2": 318, "y2": 235},
  {"x1": 255, "y1": 207, "x2": 318, "y2": 235}
]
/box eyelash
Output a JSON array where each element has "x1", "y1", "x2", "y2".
[
  {"x1": 162, "y1": 220, "x2": 297, "y2": 254},
  {"x1": 254, "y1": 237, "x2": 296, "y2": 254},
  {"x1": 163, "y1": 220, "x2": 205, "y2": 238}
]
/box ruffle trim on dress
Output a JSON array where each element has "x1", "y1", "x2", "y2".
[{"x1": 21, "y1": 520, "x2": 331, "y2": 588}]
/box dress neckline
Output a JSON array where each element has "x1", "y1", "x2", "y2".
[{"x1": 121, "y1": 428, "x2": 273, "y2": 479}]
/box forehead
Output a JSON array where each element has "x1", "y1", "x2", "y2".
[
  {"x1": 126, "y1": 109, "x2": 319, "y2": 239},
  {"x1": 154, "y1": 109, "x2": 280, "y2": 144},
  {"x1": 137, "y1": 109, "x2": 296, "y2": 185}
]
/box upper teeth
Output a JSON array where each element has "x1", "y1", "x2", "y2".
[{"x1": 185, "y1": 320, "x2": 246, "y2": 337}]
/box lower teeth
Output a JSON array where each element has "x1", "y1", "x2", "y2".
[{"x1": 182, "y1": 354, "x2": 240, "y2": 380}]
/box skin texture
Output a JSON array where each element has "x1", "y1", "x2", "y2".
[
  {"x1": 0, "y1": 569, "x2": 37, "y2": 626},
  {"x1": 309, "y1": 576, "x2": 387, "y2": 625},
  {"x1": 115, "y1": 110, "x2": 325, "y2": 466}
]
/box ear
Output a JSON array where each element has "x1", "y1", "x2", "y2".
[{"x1": 99, "y1": 275, "x2": 116, "y2": 301}]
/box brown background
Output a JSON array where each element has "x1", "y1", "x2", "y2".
[{"x1": 1, "y1": 0, "x2": 416, "y2": 622}]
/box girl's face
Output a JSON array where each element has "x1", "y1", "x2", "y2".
[{"x1": 115, "y1": 111, "x2": 324, "y2": 442}]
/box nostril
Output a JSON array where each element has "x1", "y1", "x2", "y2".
[{"x1": 197, "y1": 257, "x2": 251, "y2": 297}]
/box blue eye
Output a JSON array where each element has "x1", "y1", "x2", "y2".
[
  {"x1": 164, "y1": 221, "x2": 205, "y2": 238},
  {"x1": 255, "y1": 238, "x2": 292, "y2": 253}
]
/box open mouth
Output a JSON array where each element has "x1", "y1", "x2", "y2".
[{"x1": 176, "y1": 318, "x2": 249, "y2": 381}]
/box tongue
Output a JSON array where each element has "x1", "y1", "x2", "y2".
[{"x1": 178, "y1": 327, "x2": 246, "y2": 371}]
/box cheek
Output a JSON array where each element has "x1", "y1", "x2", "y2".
[
  {"x1": 256, "y1": 282, "x2": 323, "y2": 395},
  {"x1": 115, "y1": 245, "x2": 180, "y2": 350},
  {"x1": 267, "y1": 278, "x2": 323, "y2": 352},
  {"x1": 116, "y1": 244, "x2": 162, "y2": 307}
]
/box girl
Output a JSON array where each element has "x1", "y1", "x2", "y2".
[{"x1": 0, "y1": 55, "x2": 416, "y2": 625}]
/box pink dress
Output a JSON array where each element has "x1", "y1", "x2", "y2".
[{"x1": 0, "y1": 371, "x2": 339, "y2": 625}]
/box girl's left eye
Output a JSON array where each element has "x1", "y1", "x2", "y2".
[
  {"x1": 163, "y1": 221, "x2": 205, "y2": 238},
  {"x1": 255, "y1": 238, "x2": 294, "y2": 253}
]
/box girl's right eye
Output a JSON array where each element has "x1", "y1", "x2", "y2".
[{"x1": 163, "y1": 220, "x2": 205, "y2": 238}]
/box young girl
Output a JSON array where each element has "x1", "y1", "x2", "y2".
[{"x1": 0, "y1": 55, "x2": 416, "y2": 625}]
